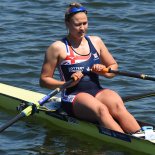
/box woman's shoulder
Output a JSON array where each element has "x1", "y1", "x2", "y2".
[
  {"x1": 47, "y1": 40, "x2": 66, "y2": 54},
  {"x1": 87, "y1": 35, "x2": 103, "y2": 43},
  {"x1": 49, "y1": 40, "x2": 65, "y2": 50}
]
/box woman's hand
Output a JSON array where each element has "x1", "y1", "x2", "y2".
[
  {"x1": 69, "y1": 71, "x2": 84, "y2": 87},
  {"x1": 91, "y1": 64, "x2": 107, "y2": 75},
  {"x1": 91, "y1": 64, "x2": 117, "y2": 78}
]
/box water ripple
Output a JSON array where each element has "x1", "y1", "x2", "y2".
[{"x1": 0, "y1": 0, "x2": 155, "y2": 154}]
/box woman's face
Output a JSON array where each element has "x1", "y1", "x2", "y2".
[{"x1": 66, "y1": 12, "x2": 88, "y2": 39}]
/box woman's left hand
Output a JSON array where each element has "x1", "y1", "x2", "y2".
[{"x1": 91, "y1": 64, "x2": 106, "y2": 75}]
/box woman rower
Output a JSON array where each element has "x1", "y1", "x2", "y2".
[{"x1": 40, "y1": 2, "x2": 140, "y2": 133}]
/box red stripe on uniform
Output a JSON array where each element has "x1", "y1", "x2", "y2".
[{"x1": 65, "y1": 46, "x2": 90, "y2": 64}]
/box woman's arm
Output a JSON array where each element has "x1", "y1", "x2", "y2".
[
  {"x1": 91, "y1": 36, "x2": 118, "y2": 78},
  {"x1": 40, "y1": 41, "x2": 65, "y2": 89}
]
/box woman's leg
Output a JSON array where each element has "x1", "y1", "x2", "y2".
[
  {"x1": 73, "y1": 92, "x2": 124, "y2": 133},
  {"x1": 95, "y1": 89, "x2": 140, "y2": 133}
]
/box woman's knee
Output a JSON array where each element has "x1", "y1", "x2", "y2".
[
  {"x1": 111, "y1": 101, "x2": 127, "y2": 118},
  {"x1": 97, "y1": 105, "x2": 110, "y2": 118}
]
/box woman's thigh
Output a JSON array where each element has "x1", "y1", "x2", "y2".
[
  {"x1": 95, "y1": 89, "x2": 126, "y2": 115},
  {"x1": 73, "y1": 92, "x2": 108, "y2": 122}
]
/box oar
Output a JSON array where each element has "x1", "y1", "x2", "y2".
[
  {"x1": 100, "y1": 68, "x2": 155, "y2": 101},
  {"x1": 0, "y1": 78, "x2": 75, "y2": 133},
  {"x1": 122, "y1": 91, "x2": 155, "y2": 102},
  {"x1": 103, "y1": 68, "x2": 155, "y2": 81}
]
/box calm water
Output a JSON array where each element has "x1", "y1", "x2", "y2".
[{"x1": 0, "y1": 0, "x2": 155, "y2": 154}]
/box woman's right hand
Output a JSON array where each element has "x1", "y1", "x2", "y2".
[{"x1": 69, "y1": 71, "x2": 84, "y2": 87}]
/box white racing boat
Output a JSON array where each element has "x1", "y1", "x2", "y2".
[{"x1": 1, "y1": 82, "x2": 155, "y2": 155}]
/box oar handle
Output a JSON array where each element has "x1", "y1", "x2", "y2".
[
  {"x1": 0, "y1": 112, "x2": 25, "y2": 133},
  {"x1": 102, "y1": 68, "x2": 155, "y2": 81}
]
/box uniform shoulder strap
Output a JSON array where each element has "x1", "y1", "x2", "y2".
[
  {"x1": 62, "y1": 37, "x2": 70, "y2": 54},
  {"x1": 85, "y1": 36, "x2": 98, "y2": 54}
]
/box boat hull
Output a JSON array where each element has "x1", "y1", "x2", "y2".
[{"x1": 0, "y1": 83, "x2": 155, "y2": 154}]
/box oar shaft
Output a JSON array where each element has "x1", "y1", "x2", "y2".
[
  {"x1": 0, "y1": 112, "x2": 25, "y2": 133},
  {"x1": 38, "y1": 88, "x2": 60, "y2": 106},
  {"x1": 122, "y1": 91, "x2": 155, "y2": 102},
  {"x1": 106, "y1": 68, "x2": 155, "y2": 81},
  {"x1": 0, "y1": 78, "x2": 75, "y2": 133},
  {"x1": 38, "y1": 78, "x2": 74, "y2": 106}
]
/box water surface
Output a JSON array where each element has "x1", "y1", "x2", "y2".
[{"x1": 0, "y1": 0, "x2": 155, "y2": 154}]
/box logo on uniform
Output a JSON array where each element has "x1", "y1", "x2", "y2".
[
  {"x1": 93, "y1": 53, "x2": 99, "y2": 59},
  {"x1": 86, "y1": 67, "x2": 91, "y2": 71},
  {"x1": 69, "y1": 67, "x2": 84, "y2": 72}
]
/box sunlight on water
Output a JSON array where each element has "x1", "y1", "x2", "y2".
[{"x1": 0, "y1": 0, "x2": 155, "y2": 154}]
